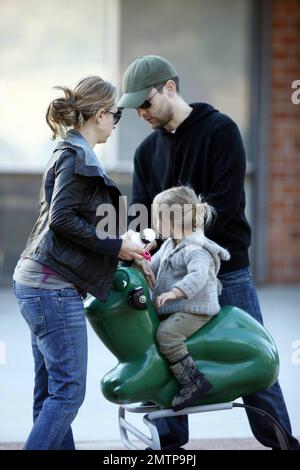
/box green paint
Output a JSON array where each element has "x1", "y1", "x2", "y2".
[{"x1": 85, "y1": 267, "x2": 279, "y2": 408}]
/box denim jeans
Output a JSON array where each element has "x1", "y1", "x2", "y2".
[
  {"x1": 152, "y1": 267, "x2": 300, "y2": 450},
  {"x1": 13, "y1": 281, "x2": 87, "y2": 450}
]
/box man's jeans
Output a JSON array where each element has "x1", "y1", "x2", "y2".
[
  {"x1": 13, "y1": 281, "x2": 87, "y2": 450},
  {"x1": 152, "y1": 267, "x2": 300, "y2": 450}
]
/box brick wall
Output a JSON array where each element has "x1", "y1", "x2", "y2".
[{"x1": 268, "y1": 0, "x2": 300, "y2": 282}]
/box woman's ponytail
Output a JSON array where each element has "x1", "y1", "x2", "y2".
[
  {"x1": 46, "y1": 86, "x2": 83, "y2": 140},
  {"x1": 45, "y1": 76, "x2": 116, "y2": 140}
]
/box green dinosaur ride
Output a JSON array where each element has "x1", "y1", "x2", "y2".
[{"x1": 84, "y1": 266, "x2": 279, "y2": 409}]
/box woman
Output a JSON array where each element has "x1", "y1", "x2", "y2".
[{"x1": 13, "y1": 76, "x2": 145, "y2": 450}]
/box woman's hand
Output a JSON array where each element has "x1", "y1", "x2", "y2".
[
  {"x1": 133, "y1": 259, "x2": 156, "y2": 289},
  {"x1": 121, "y1": 229, "x2": 144, "y2": 248},
  {"x1": 118, "y1": 239, "x2": 145, "y2": 261}
]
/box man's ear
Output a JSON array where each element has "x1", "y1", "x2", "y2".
[{"x1": 165, "y1": 80, "x2": 177, "y2": 96}]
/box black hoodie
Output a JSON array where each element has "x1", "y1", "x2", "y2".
[{"x1": 129, "y1": 103, "x2": 251, "y2": 274}]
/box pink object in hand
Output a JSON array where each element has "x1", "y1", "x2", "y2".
[{"x1": 143, "y1": 251, "x2": 152, "y2": 262}]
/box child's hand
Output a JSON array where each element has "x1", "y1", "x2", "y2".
[
  {"x1": 133, "y1": 259, "x2": 156, "y2": 289},
  {"x1": 156, "y1": 291, "x2": 177, "y2": 307},
  {"x1": 145, "y1": 239, "x2": 158, "y2": 252},
  {"x1": 156, "y1": 287, "x2": 186, "y2": 307}
]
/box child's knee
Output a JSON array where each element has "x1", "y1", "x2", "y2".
[
  {"x1": 156, "y1": 323, "x2": 167, "y2": 346},
  {"x1": 156, "y1": 322, "x2": 174, "y2": 349},
  {"x1": 156, "y1": 323, "x2": 180, "y2": 355}
]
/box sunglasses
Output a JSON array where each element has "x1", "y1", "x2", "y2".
[
  {"x1": 106, "y1": 108, "x2": 122, "y2": 125},
  {"x1": 138, "y1": 84, "x2": 165, "y2": 110}
]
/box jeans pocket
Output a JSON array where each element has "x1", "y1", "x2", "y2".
[
  {"x1": 17, "y1": 297, "x2": 47, "y2": 337},
  {"x1": 59, "y1": 288, "x2": 83, "y2": 300}
]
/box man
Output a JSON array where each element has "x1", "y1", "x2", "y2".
[{"x1": 118, "y1": 55, "x2": 300, "y2": 450}]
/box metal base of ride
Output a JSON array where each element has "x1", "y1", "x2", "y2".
[{"x1": 118, "y1": 402, "x2": 290, "y2": 450}]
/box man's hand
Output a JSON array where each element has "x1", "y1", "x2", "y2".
[{"x1": 133, "y1": 259, "x2": 156, "y2": 289}]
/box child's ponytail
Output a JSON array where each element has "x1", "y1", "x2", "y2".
[
  {"x1": 195, "y1": 195, "x2": 217, "y2": 231},
  {"x1": 151, "y1": 185, "x2": 217, "y2": 236}
]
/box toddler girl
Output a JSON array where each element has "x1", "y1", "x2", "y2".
[{"x1": 148, "y1": 186, "x2": 230, "y2": 411}]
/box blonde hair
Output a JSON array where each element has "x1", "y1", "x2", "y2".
[
  {"x1": 152, "y1": 186, "x2": 216, "y2": 236},
  {"x1": 46, "y1": 76, "x2": 116, "y2": 139}
]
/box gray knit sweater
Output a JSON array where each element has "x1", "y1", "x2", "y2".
[{"x1": 150, "y1": 231, "x2": 230, "y2": 316}]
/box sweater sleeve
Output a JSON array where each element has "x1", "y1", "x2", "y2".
[
  {"x1": 205, "y1": 120, "x2": 246, "y2": 238},
  {"x1": 173, "y1": 249, "x2": 211, "y2": 299}
]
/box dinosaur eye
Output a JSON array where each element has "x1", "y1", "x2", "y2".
[
  {"x1": 113, "y1": 270, "x2": 129, "y2": 291},
  {"x1": 128, "y1": 287, "x2": 147, "y2": 310}
]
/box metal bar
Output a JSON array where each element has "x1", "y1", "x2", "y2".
[
  {"x1": 147, "y1": 402, "x2": 234, "y2": 420},
  {"x1": 118, "y1": 407, "x2": 139, "y2": 450},
  {"x1": 119, "y1": 406, "x2": 156, "y2": 450},
  {"x1": 119, "y1": 417, "x2": 153, "y2": 446},
  {"x1": 143, "y1": 415, "x2": 161, "y2": 450},
  {"x1": 122, "y1": 403, "x2": 161, "y2": 413},
  {"x1": 118, "y1": 402, "x2": 234, "y2": 450}
]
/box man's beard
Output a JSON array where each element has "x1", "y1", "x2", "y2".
[{"x1": 151, "y1": 104, "x2": 173, "y2": 129}]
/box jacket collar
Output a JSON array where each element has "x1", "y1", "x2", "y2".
[
  {"x1": 173, "y1": 230, "x2": 205, "y2": 251},
  {"x1": 163, "y1": 230, "x2": 205, "y2": 257},
  {"x1": 161, "y1": 230, "x2": 230, "y2": 274},
  {"x1": 54, "y1": 130, "x2": 115, "y2": 185}
]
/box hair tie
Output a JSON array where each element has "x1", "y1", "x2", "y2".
[{"x1": 70, "y1": 97, "x2": 77, "y2": 109}]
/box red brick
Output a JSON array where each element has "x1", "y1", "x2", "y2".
[{"x1": 263, "y1": 1, "x2": 300, "y2": 283}]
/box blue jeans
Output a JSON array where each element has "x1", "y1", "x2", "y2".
[
  {"x1": 13, "y1": 281, "x2": 87, "y2": 450},
  {"x1": 153, "y1": 267, "x2": 300, "y2": 450}
]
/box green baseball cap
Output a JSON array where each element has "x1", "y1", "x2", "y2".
[{"x1": 118, "y1": 55, "x2": 177, "y2": 109}]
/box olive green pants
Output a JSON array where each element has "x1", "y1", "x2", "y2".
[{"x1": 156, "y1": 311, "x2": 212, "y2": 364}]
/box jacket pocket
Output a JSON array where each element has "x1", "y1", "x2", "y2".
[{"x1": 59, "y1": 242, "x2": 88, "y2": 267}]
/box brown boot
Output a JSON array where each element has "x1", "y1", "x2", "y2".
[{"x1": 170, "y1": 354, "x2": 212, "y2": 411}]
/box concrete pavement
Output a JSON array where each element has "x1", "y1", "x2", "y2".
[{"x1": 1, "y1": 285, "x2": 299, "y2": 448}]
